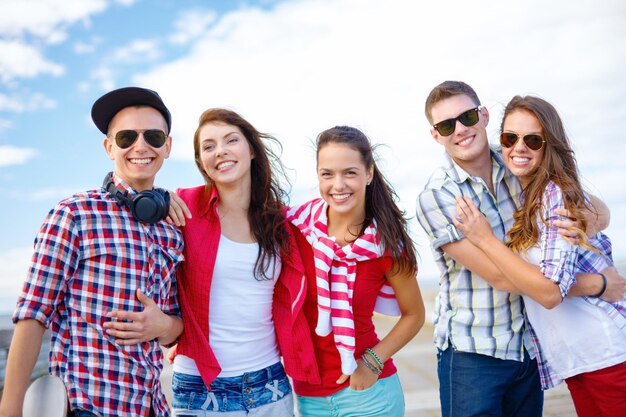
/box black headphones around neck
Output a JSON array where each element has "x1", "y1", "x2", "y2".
[{"x1": 102, "y1": 172, "x2": 170, "y2": 224}]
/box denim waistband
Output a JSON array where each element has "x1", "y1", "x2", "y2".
[
  {"x1": 215, "y1": 362, "x2": 285, "y2": 389},
  {"x1": 174, "y1": 361, "x2": 287, "y2": 390},
  {"x1": 172, "y1": 362, "x2": 292, "y2": 412}
]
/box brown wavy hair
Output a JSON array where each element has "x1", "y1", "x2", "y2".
[
  {"x1": 316, "y1": 126, "x2": 418, "y2": 276},
  {"x1": 501, "y1": 96, "x2": 593, "y2": 253},
  {"x1": 193, "y1": 108, "x2": 290, "y2": 280}
]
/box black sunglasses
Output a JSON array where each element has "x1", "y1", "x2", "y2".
[
  {"x1": 114, "y1": 129, "x2": 167, "y2": 149},
  {"x1": 500, "y1": 132, "x2": 545, "y2": 151},
  {"x1": 433, "y1": 107, "x2": 481, "y2": 136}
]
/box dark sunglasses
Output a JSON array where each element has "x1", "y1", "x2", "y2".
[
  {"x1": 433, "y1": 107, "x2": 481, "y2": 136},
  {"x1": 114, "y1": 129, "x2": 167, "y2": 149},
  {"x1": 500, "y1": 132, "x2": 545, "y2": 151}
]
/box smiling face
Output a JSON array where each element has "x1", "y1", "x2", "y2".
[
  {"x1": 430, "y1": 94, "x2": 491, "y2": 173},
  {"x1": 317, "y1": 142, "x2": 373, "y2": 220},
  {"x1": 501, "y1": 109, "x2": 545, "y2": 187},
  {"x1": 104, "y1": 106, "x2": 171, "y2": 191},
  {"x1": 197, "y1": 121, "x2": 254, "y2": 190}
]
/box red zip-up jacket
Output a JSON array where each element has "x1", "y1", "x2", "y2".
[{"x1": 174, "y1": 185, "x2": 320, "y2": 388}]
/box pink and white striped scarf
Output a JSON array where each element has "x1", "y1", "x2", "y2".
[{"x1": 287, "y1": 198, "x2": 399, "y2": 375}]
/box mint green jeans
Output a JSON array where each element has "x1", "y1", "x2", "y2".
[{"x1": 295, "y1": 373, "x2": 404, "y2": 417}]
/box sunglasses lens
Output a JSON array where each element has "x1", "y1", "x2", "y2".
[
  {"x1": 434, "y1": 108, "x2": 480, "y2": 136},
  {"x1": 436, "y1": 120, "x2": 455, "y2": 136},
  {"x1": 524, "y1": 135, "x2": 544, "y2": 151},
  {"x1": 115, "y1": 130, "x2": 138, "y2": 149},
  {"x1": 143, "y1": 130, "x2": 167, "y2": 148},
  {"x1": 500, "y1": 133, "x2": 518, "y2": 148},
  {"x1": 114, "y1": 130, "x2": 166, "y2": 149},
  {"x1": 458, "y1": 108, "x2": 479, "y2": 127}
]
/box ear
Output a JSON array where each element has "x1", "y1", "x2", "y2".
[
  {"x1": 480, "y1": 106, "x2": 489, "y2": 127},
  {"x1": 366, "y1": 166, "x2": 374, "y2": 185},
  {"x1": 163, "y1": 136, "x2": 172, "y2": 159},
  {"x1": 249, "y1": 141, "x2": 255, "y2": 159},
  {"x1": 430, "y1": 128, "x2": 445, "y2": 146},
  {"x1": 103, "y1": 137, "x2": 115, "y2": 161}
]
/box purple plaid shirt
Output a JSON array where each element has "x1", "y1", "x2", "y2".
[
  {"x1": 13, "y1": 173, "x2": 184, "y2": 417},
  {"x1": 527, "y1": 181, "x2": 625, "y2": 389}
]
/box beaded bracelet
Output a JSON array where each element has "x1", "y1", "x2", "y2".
[
  {"x1": 364, "y1": 348, "x2": 384, "y2": 370},
  {"x1": 361, "y1": 353, "x2": 382, "y2": 375}
]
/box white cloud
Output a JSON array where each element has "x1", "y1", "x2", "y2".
[
  {"x1": 136, "y1": 0, "x2": 625, "y2": 172},
  {"x1": 0, "y1": 0, "x2": 107, "y2": 39},
  {"x1": 0, "y1": 119, "x2": 13, "y2": 133},
  {"x1": 169, "y1": 9, "x2": 218, "y2": 45},
  {"x1": 0, "y1": 92, "x2": 56, "y2": 112},
  {"x1": 0, "y1": 145, "x2": 37, "y2": 167},
  {"x1": 25, "y1": 187, "x2": 85, "y2": 202},
  {"x1": 0, "y1": 0, "x2": 130, "y2": 84},
  {"x1": 74, "y1": 39, "x2": 100, "y2": 54},
  {"x1": 131, "y1": 0, "x2": 626, "y2": 263},
  {"x1": 89, "y1": 67, "x2": 116, "y2": 91},
  {"x1": 83, "y1": 38, "x2": 161, "y2": 92},
  {"x1": 0, "y1": 40, "x2": 64, "y2": 82},
  {"x1": 111, "y1": 39, "x2": 161, "y2": 63}
]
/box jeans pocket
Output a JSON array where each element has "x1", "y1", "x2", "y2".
[
  {"x1": 172, "y1": 372, "x2": 211, "y2": 410},
  {"x1": 254, "y1": 375, "x2": 291, "y2": 405},
  {"x1": 346, "y1": 380, "x2": 379, "y2": 394}
]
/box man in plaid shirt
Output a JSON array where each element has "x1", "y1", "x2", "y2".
[{"x1": 0, "y1": 87, "x2": 184, "y2": 417}]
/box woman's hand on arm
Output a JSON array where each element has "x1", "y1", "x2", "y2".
[
  {"x1": 166, "y1": 343, "x2": 178, "y2": 364},
  {"x1": 166, "y1": 191, "x2": 192, "y2": 227},
  {"x1": 103, "y1": 289, "x2": 183, "y2": 346},
  {"x1": 453, "y1": 196, "x2": 562, "y2": 308}
]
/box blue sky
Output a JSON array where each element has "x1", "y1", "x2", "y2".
[{"x1": 1, "y1": 0, "x2": 625, "y2": 312}]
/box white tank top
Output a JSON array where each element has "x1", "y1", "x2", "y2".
[{"x1": 174, "y1": 234, "x2": 281, "y2": 377}]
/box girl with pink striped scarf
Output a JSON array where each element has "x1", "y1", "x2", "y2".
[{"x1": 288, "y1": 126, "x2": 425, "y2": 417}]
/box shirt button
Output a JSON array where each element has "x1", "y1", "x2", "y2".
[
  {"x1": 245, "y1": 387, "x2": 251, "y2": 394},
  {"x1": 244, "y1": 376, "x2": 249, "y2": 383},
  {"x1": 248, "y1": 399, "x2": 254, "y2": 405}
]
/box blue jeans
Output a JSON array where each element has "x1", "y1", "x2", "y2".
[
  {"x1": 437, "y1": 347, "x2": 543, "y2": 417},
  {"x1": 172, "y1": 362, "x2": 293, "y2": 416},
  {"x1": 296, "y1": 373, "x2": 404, "y2": 417}
]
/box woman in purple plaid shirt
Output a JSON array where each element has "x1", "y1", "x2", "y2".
[{"x1": 452, "y1": 95, "x2": 626, "y2": 417}]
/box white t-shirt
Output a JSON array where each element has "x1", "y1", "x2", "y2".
[
  {"x1": 174, "y1": 234, "x2": 281, "y2": 377},
  {"x1": 524, "y1": 245, "x2": 626, "y2": 383}
]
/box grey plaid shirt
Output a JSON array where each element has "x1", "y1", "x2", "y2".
[{"x1": 416, "y1": 149, "x2": 529, "y2": 361}]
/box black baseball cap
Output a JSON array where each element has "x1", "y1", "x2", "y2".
[{"x1": 91, "y1": 86, "x2": 172, "y2": 134}]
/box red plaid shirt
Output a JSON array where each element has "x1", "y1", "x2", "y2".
[
  {"x1": 13, "y1": 173, "x2": 184, "y2": 417},
  {"x1": 174, "y1": 185, "x2": 320, "y2": 388}
]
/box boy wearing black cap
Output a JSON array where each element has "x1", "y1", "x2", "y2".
[{"x1": 0, "y1": 87, "x2": 184, "y2": 417}]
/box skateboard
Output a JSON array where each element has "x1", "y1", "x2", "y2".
[{"x1": 23, "y1": 374, "x2": 68, "y2": 417}]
